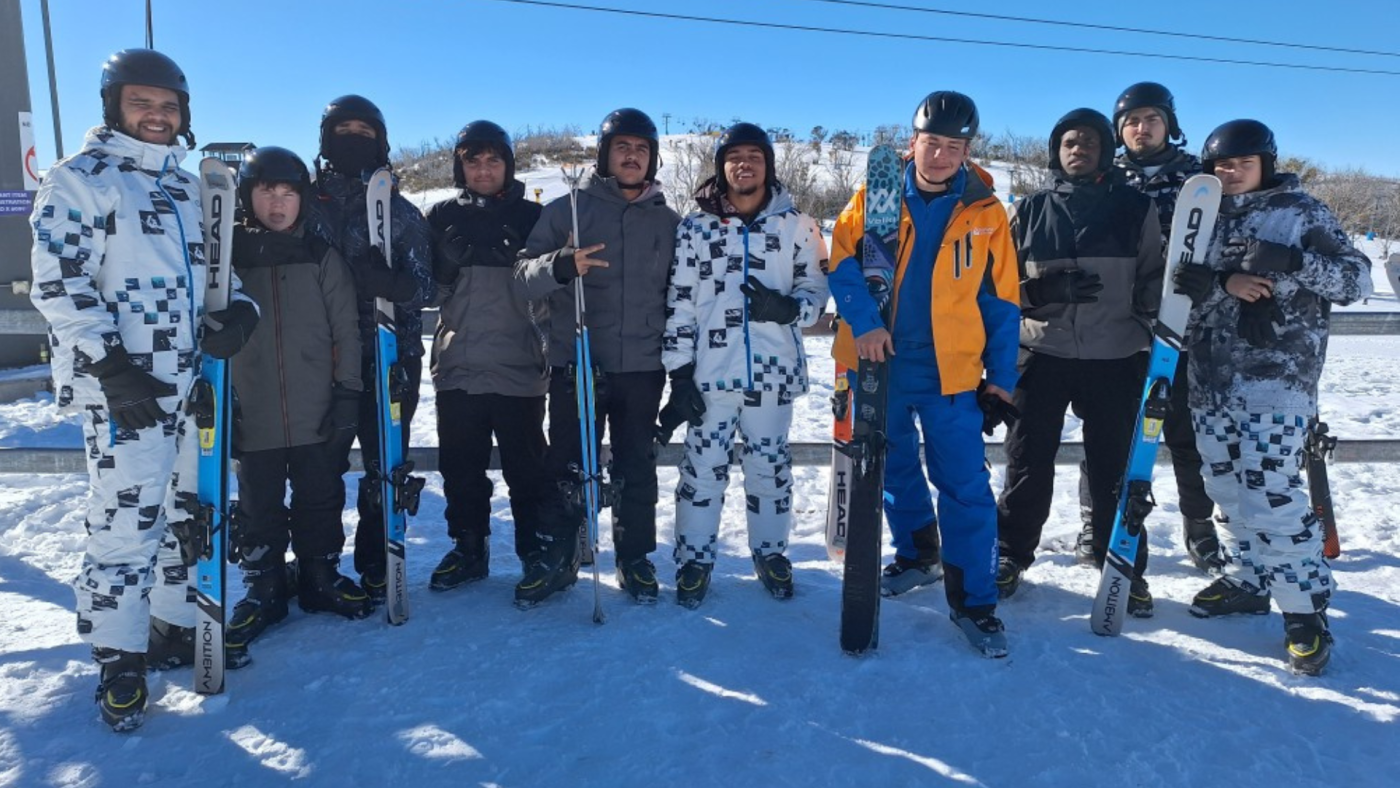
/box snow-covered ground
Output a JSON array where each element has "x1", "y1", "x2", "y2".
[{"x1": 1, "y1": 172, "x2": 1397, "y2": 786}]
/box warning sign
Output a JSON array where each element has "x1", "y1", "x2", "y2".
[{"x1": 19, "y1": 112, "x2": 39, "y2": 191}]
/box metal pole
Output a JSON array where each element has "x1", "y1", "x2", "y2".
[
  {"x1": 145, "y1": 0, "x2": 153, "y2": 47},
  {"x1": 40, "y1": 0, "x2": 62, "y2": 160}
]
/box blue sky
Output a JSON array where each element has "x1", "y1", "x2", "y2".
[{"x1": 19, "y1": 0, "x2": 1400, "y2": 176}]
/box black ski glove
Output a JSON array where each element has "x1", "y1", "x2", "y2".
[
  {"x1": 552, "y1": 247, "x2": 580, "y2": 284},
  {"x1": 1172, "y1": 264, "x2": 1216, "y2": 306},
  {"x1": 432, "y1": 225, "x2": 473, "y2": 285},
  {"x1": 320, "y1": 383, "x2": 361, "y2": 459},
  {"x1": 1238, "y1": 296, "x2": 1286, "y2": 348},
  {"x1": 1221, "y1": 237, "x2": 1303, "y2": 275},
  {"x1": 354, "y1": 246, "x2": 420, "y2": 302},
  {"x1": 655, "y1": 364, "x2": 706, "y2": 443},
  {"x1": 976, "y1": 380, "x2": 1021, "y2": 437},
  {"x1": 741, "y1": 276, "x2": 801, "y2": 324},
  {"x1": 200, "y1": 299, "x2": 259, "y2": 360},
  {"x1": 1023, "y1": 269, "x2": 1103, "y2": 306},
  {"x1": 89, "y1": 348, "x2": 176, "y2": 430}
]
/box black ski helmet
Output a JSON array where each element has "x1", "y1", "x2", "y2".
[
  {"x1": 714, "y1": 122, "x2": 775, "y2": 191},
  {"x1": 1112, "y1": 81, "x2": 1183, "y2": 146},
  {"x1": 596, "y1": 108, "x2": 659, "y2": 181},
  {"x1": 452, "y1": 120, "x2": 515, "y2": 189},
  {"x1": 237, "y1": 146, "x2": 311, "y2": 217},
  {"x1": 100, "y1": 48, "x2": 194, "y2": 148},
  {"x1": 1048, "y1": 108, "x2": 1116, "y2": 173},
  {"x1": 912, "y1": 90, "x2": 980, "y2": 139},
  {"x1": 319, "y1": 94, "x2": 389, "y2": 167},
  {"x1": 1200, "y1": 119, "x2": 1278, "y2": 178}
]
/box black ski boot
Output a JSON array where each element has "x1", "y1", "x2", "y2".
[
  {"x1": 359, "y1": 565, "x2": 387, "y2": 606},
  {"x1": 1128, "y1": 577, "x2": 1154, "y2": 618},
  {"x1": 146, "y1": 618, "x2": 195, "y2": 671},
  {"x1": 995, "y1": 556, "x2": 1024, "y2": 600},
  {"x1": 1073, "y1": 520, "x2": 1096, "y2": 566},
  {"x1": 616, "y1": 556, "x2": 659, "y2": 604},
  {"x1": 1183, "y1": 516, "x2": 1225, "y2": 574},
  {"x1": 227, "y1": 562, "x2": 291, "y2": 669},
  {"x1": 753, "y1": 552, "x2": 795, "y2": 600},
  {"x1": 430, "y1": 535, "x2": 490, "y2": 591},
  {"x1": 299, "y1": 557, "x2": 374, "y2": 619},
  {"x1": 880, "y1": 555, "x2": 944, "y2": 597},
  {"x1": 1189, "y1": 577, "x2": 1271, "y2": 618},
  {"x1": 94, "y1": 649, "x2": 147, "y2": 732},
  {"x1": 515, "y1": 531, "x2": 580, "y2": 609},
  {"x1": 675, "y1": 561, "x2": 713, "y2": 609},
  {"x1": 1284, "y1": 612, "x2": 1333, "y2": 676}
]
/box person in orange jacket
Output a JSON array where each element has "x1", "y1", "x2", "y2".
[{"x1": 829, "y1": 91, "x2": 1021, "y2": 658}]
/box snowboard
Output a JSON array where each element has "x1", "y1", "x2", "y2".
[
  {"x1": 1092, "y1": 173, "x2": 1221, "y2": 636},
  {"x1": 837, "y1": 145, "x2": 903, "y2": 655},
  {"x1": 192, "y1": 157, "x2": 235, "y2": 693},
  {"x1": 366, "y1": 168, "x2": 422, "y2": 626}
]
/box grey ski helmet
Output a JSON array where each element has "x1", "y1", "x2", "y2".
[
  {"x1": 452, "y1": 120, "x2": 515, "y2": 189},
  {"x1": 100, "y1": 48, "x2": 194, "y2": 148},
  {"x1": 596, "y1": 108, "x2": 659, "y2": 181}
]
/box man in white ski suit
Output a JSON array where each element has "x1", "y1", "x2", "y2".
[
  {"x1": 29, "y1": 49, "x2": 257, "y2": 729},
  {"x1": 661, "y1": 123, "x2": 828, "y2": 606}
]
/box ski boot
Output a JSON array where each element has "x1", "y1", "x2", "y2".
[
  {"x1": 753, "y1": 552, "x2": 795, "y2": 601},
  {"x1": 515, "y1": 531, "x2": 580, "y2": 609},
  {"x1": 995, "y1": 557, "x2": 1024, "y2": 600},
  {"x1": 675, "y1": 561, "x2": 714, "y2": 610},
  {"x1": 359, "y1": 565, "x2": 388, "y2": 607},
  {"x1": 1127, "y1": 577, "x2": 1154, "y2": 618},
  {"x1": 880, "y1": 555, "x2": 944, "y2": 597},
  {"x1": 94, "y1": 649, "x2": 147, "y2": 732},
  {"x1": 299, "y1": 558, "x2": 374, "y2": 619},
  {"x1": 950, "y1": 607, "x2": 1009, "y2": 659},
  {"x1": 1183, "y1": 516, "x2": 1225, "y2": 574},
  {"x1": 227, "y1": 561, "x2": 291, "y2": 669},
  {"x1": 616, "y1": 557, "x2": 659, "y2": 604},
  {"x1": 1284, "y1": 612, "x2": 1332, "y2": 676},
  {"x1": 430, "y1": 535, "x2": 490, "y2": 591},
  {"x1": 146, "y1": 617, "x2": 195, "y2": 671},
  {"x1": 1189, "y1": 577, "x2": 1271, "y2": 618},
  {"x1": 1073, "y1": 520, "x2": 1096, "y2": 567}
]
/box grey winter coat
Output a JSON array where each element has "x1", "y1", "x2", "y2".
[
  {"x1": 425, "y1": 182, "x2": 552, "y2": 397},
  {"x1": 230, "y1": 224, "x2": 362, "y2": 452},
  {"x1": 519, "y1": 174, "x2": 681, "y2": 372},
  {"x1": 1187, "y1": 174, "x2": 1373, "y2": 414},
  {"x1": 1011, "y1": 170, "x2": 1165, "y2": 360}
]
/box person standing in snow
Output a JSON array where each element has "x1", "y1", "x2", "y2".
[
  {"x1": 994, "y1": 108, "x2": 1164, "y2": 615},
  {"x1": 223, "y1": 146, "x2": 371, "y2": 668},
  {"x1": 28, "y1": 49, "x2": 258, "y2": 731},
  {"x1": 829, "y1": 91, "x2": 1021, "y2": 657},
  {"x1": 306, "y1": 95, "x2": 435, "y2": 605},
  {"x1": 423, "y1": 121, "x2": 560, "y2": 593},
  {"x1": 660, "y1": 123, "x2": 829, "y2": 608},
  {"x1": 1176, "y1": 120, "x2": 1371, "y2": 676},
  {"x1": 515, "y1": 108, "x2": 680, "y2": 607},
  {"x1": 1079, "y1": 81, "x2": 1221, "y2": 574}
]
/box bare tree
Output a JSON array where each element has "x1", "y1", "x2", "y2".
[{"x1": 661, "y1": 135, "x2": 715, "y2": 215}]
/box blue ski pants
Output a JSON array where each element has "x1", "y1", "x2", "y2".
[{"x1": 884, "y1": 359, "x2": 1000, "y2": 611}]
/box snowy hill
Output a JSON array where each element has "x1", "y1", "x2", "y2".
[{"x1": 1, "y1": 165, "x2": 1398, "y2": 785}]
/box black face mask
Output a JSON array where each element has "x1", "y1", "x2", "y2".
[{"x1": 323, "y1": 133, "x2": 382, "y2": 176}]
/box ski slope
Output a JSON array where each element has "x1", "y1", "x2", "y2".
[{"x1": 0, "y1": 167, "x2": 1397, "y2": 786}]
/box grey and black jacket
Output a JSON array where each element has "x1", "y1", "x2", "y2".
[
  {"x1": 425, "y1": 180, "x2": 552, "y2": 397},
  {"x1": 1187, "y1": 173, "x2": 1373, "y2": 414},
  {"x1": 1011, "y1": 169, "x2": 1165, "y2": 360},
  {"x1": 229, "y1": 223, "x2": 362, "y2": 453},
  {"x1": 519, "y1": 173, "x2": 681, "y2": 372}
]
